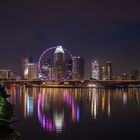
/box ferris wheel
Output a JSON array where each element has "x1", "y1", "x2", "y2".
[{"x1": 38, "y1": 46, "x2": 74, "y2": 82}]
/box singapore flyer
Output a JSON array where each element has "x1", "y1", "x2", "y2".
[{"x1": 38, "y1": 46, "x2": 74, "y2": 82}]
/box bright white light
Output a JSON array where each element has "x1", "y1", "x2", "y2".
[
  {"x1": 88, "y1": 84, "x2": 96, "y2": 87},
  {"x1": 54, "y1": 46, "x2": 64, "y2": 54},
  {"x1": 27, "y1": 96, "x2": 33, "y2": 117},
  {"x1": 28, "y1": 63, "x2": 34, "y2": 66},
  {"x1": 123, "y1": 93, "x2": 127, "y2": 105},
  {"x1": 54, "y1": 113, "x2": 64, "y2": 132},
  {"x1": 92, "y1": 61, "x2": 99, "y2": 80},
  {"x1": 24, "y1": 68, "x2": 28, "y2": 76}
]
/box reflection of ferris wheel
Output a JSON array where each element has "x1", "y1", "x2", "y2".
[
  {"x1": 37, "y1": 92, "x2": 80, "y2": 133},
  {"x1": 38, "y1": 46, "x2": 74, "y2": 82}
]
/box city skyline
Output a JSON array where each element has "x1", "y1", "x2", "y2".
[
  {"x1": 1, "y1": 47, "x2": 140, "y2": 79},
  {"x1": 0, "y1": 1, "x2": 140, "y2": 140},
  {"x1": 0, "y1": 0, "x2": 140, "y2": 77}
]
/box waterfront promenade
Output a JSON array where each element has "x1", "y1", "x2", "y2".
[{"x1": 1, "y1": 79, "x2": 140, "y2": 88}]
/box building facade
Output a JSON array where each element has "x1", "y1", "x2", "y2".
[
  {"x1": 106, "y1": 61, "x2": 112, "y2": 80},
  {"x1": 72, "y1": 56, "x2": 84, "y2": 80},
  {"x1": 65, "y1": 57, "x2": 73, "y2": 80},
  {"x1": 47, "y1": 66, "x2": 56, "y2": 81},
  {"x1": 54, "y1": 46, "x2": 65, "y2": 81},
  {"x1": 92, "y1": 61, "x2": 99, "y2": 80},
  {"x1": 28, "y1": 63, "x2": 38, "y2": 80},
  {"x1": 21, "y1": 57, "x2": 38, "y2": 80},
  {"x1": 101, "y1": 66, "x2": 106, "y2": 80}
]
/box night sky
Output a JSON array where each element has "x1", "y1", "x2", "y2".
[{"x1": 0, "y1": 0, "x2": 140, "y2": 77}]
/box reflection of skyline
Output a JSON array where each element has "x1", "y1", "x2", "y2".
[
  {"x1": 90, "y1": 89, "x2": 111, "y2": 119},
  {"x1": 89, "y1": 88, "x2": 140, "y2": 119},
  {"x1": 37, "y1": 89, "x2": 81, "y2": 133},
  {"x1": 8, "y1": 86, "x2": 39, "y2": 118},
  {"x1": 7, "y1": 86, "x2": 140, "y2": 134}
]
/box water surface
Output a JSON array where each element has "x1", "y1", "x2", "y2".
[{"x1": 7, "y1": 86, "x2": 140, "y2": 140}]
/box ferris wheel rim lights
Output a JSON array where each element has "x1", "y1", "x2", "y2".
[{"x1": 38, "y1": 46, "x2": 74, "y2": 82}]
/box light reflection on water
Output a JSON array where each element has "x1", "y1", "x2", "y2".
[
  {"x1": 7, "y1": 86, "x2": 140, "y2": 135},
  {"x1": 37, "y1": 89, "x2": 82, "y2": 133}
]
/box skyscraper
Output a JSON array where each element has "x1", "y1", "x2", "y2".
[
  {"x1": 72, "y1": 56, "x2": 84, "y2": 80},
  {"x1": 47, "y1": 66, "x2": 56, "y2": 81},
  {"x1": 22, "y1": 57, "x2": 31, "y2": 79},
  {"x1": 92, "y1": 61, "x2": 99, "y2": 80},
  {"x1": 65, "y1": 57, "x2": 73, "y2": 80},
  {"x1": 41, "y1": 58, "x2": 51, "y2": 79},
  {"x1": 106, "y1": 61, "x2": 112, "y2": 80},
  {"x1": 21, "y1": 57, "x2": 38, "y2": 80},
  {"x1": 54, "y1": 46, "x2": 65, "y2": 81},
  {"x1": 101, "y1": 66, "x2": 106, "y2": 80},
  {"x1": 28, "y1": 63, "x2": 38, "y2": 80}
]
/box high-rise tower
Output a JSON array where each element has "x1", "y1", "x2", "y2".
[
  {"x1": 72, "y1": 56, "x2": 84, "y2": 80},
  {"x1": 92, "y1": 61, "x2": 99, "y2": 80},
  {"x1": 21, "y1": 57, "x2": 38, "y2": 80},
  {"x1": 54, "y1": 46, "x2": 65, "y2": 81},
  {"x1": 65, "y1": 57, "x2": 73, "y2": 80},
  {"x1": 106, "y1": 61, "x2": 112, "y2": 80}
]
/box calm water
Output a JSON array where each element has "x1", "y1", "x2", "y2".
[{"x1": 7, "y1": 86, "x2": 140, "y2": 140}]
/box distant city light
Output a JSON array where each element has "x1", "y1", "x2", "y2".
[{"x1": 88, "y1": 84, "x2": 97, "y2": 88}]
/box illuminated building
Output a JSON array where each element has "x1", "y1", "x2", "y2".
[
  {"x1": 65, "y1": 57, "x2": 73, "y2": 80},
  {"x1": 28, "y1": 63, "x2": 38, "y2": 80},
  {"x1": 47, "y1": 66, "x2": 56, "y2": 81},
  {"x1": 9, "y1": 71, "x2": 16, "y2": 79},
  {"x1": 21, "y1": 57, "x2": 38, "y2": 79},
  {"x1": 72, "y1": 56, "x2": 84, "y2": 80},
  {"x1": 41, "y1": 58, "x2": 51, "y2": 79},
  {"x1": 122, "y1": 73, "x2": 128, "y2": 80},
  {"x1": 98, "y1": 66, "x2": 102, "y2": 80},
  {"x1": 100, "y1": 66, "x2": 106, "y2": 80},
  {"x1": 106, "y1": 61, "x2": 112, "y2": 80},
  {"x1": 92, "y1": 61, "x2": 99, "y2": 80},
  {"x1": 21, "y1": 57, "x2": 33, "y2": 79},
  {"x1": 54, "y1": 46, "x2": 65, "y2": 81},
  {"x1": 0, "y1": 69, "x2": 16, "y2": 80},
  {"x1": 130, "y1": 69, "x2": 139, "y2": 80},
  {"x1": 0, "y1": 69, "x2": 10, "y2": 79}
]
